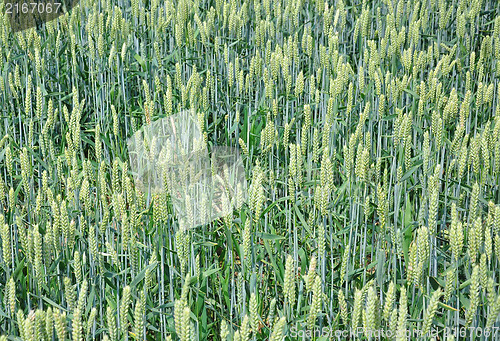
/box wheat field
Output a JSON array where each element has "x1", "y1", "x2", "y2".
[{"x1": 0, "y1": 0, "x2": 500, "y2": 339}]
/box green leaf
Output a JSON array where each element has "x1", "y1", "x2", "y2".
[
  {"x1": 202, "y1": 267, "x2": 220, "y2": 279},
  {"x1": 130, "y1": 261, "x2": 158, "y2": 288},
  {"x1": 134, "y1": 53, "x2": 146, "y2": 70},
  {"x1": 256, "y1": 232, "x2": 285, "y2": 240},
  {"x1": 195, "y1": 241, "x2": 218, "y2": 247}
]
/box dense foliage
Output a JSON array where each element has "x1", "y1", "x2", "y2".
[{"x1": 0, "y1": 0, "x2": 500, "y2": 339}]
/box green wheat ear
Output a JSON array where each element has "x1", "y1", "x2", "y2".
[
  {"x1": 308, "y1": 275, "x2": 322, "y2": 329},
  {"x1": 283, "y1": 255, "x2": 296, "y2": 309},
  {"x1": 383, "y1": 281, "x2": 395, "y2": 322},
  {"x1": 249, "y1": 292, "x2": 259, "y2": 333},
  {"x1": 397, "y1": 286, "x2": 408, "y2": 340},
  {"x1": 269, "y1": 317, "x2": 286, "y2": 341},
  {"x1": 466, "y1": 265, "x2": 481, "y2": 327},
  {"x1": 422, "y1": 288, "x2": 442, "y2": 335}
]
